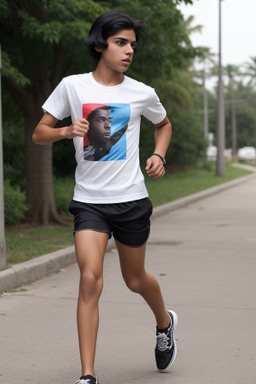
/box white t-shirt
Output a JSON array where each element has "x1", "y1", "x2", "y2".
[{"x1": 42, "y1": 72, "x2": 166, "y2": 203}]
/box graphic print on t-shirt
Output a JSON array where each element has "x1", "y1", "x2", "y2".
[{"x1": 82, "y1": 103, "x2": 130, "y2": 161}]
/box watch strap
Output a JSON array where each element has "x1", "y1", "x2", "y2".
[{"x1": 152, "y1": 153, "x2": 166, "y2": 166}]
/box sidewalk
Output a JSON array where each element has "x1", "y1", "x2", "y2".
[{"x1": 0, "y1": 169, "x2": 256, "y2": 383}]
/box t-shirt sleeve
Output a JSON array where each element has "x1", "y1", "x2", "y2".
[
  {"x1": 142, "y1": 90, "x2": 167, "y2": 125},
  {"x1": 42, "y1": 79, "x2": 71, "y2": 120}
]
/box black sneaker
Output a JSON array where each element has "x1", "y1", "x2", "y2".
[
  {"x1": 155, "y1": 310, "x2": 178, "y2": 372},
  {"x1": 74, "y1": 375, "x2": 99, "y2": 384}
]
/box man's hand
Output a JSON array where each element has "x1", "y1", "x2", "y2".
[
  {"x1": 33, "y1": 113, "x2": 90, "y2": 145},
  {"x1": 145, "y1": 156, "x2": 165, "y2": 179},
  {"x1": 64, "y1": 118, "x2": 89, "y2": 139}
]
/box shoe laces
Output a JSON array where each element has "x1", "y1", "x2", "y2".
[{"x1": 157, "y1": 328, "x2": 173, "y2": 351}]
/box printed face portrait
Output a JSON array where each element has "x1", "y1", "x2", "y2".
[
  {"x1": 83, "y1": 103, "x2": 130, "y2": 161},
  {"x1": 87, "y1": 107, "x2": 112, "y2": 146}
]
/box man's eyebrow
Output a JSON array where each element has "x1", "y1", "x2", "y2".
[
  {"x1": 97, "y1": 115, "x2": 112, "y2": 119},
  {"x1": 114, "y1": 37, "x2": 137, "y2": 44}
]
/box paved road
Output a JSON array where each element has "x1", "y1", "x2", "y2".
[{"x1": 1, "y1": 174, "x2": 256, "y2": 384}]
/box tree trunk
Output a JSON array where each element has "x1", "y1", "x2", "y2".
[
  {"x1": 25, "y1": 101, "x2": 65, "y2": 225},
  {"x1": 3, "y1": 59, "x2": 68, "y2": 225}
]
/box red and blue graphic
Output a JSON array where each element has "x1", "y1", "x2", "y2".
[{"x1": 82, "y1": 103, "x2": 130, "y2": 161}]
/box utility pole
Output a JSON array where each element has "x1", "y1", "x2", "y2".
[
  {"x1": 216, "y1": 0, "x2": 225, "y2": 176},
  {"x1": 0, "y1": 46, "x2": 6, "y2": 270}
]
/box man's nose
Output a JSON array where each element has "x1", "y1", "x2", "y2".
[
  {"x1": 104, "y1": 119, "x2": 111, "y2": 128},
  {"x1": 126, "y1": 44, "x2": 134, "y2": 55}
]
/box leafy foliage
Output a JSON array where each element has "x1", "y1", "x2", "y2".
[
  {"x1": 167, "y1": 107, "x2": 206, "y2": 169},
  {"x1": 0, "y1": 0, "x2": 105, "y2": 90},
  {"x1": 243, "y1": 56, "x2": 256, "y2": 89},
  {"x1": 4, "y1": 180, "x2": 28, "y2": 225},
  {"x1": 1, "y1": 51, "x2": 30, "y2": 87},
  {"x1": 117, "y1": 0, "x2": 196, "y2": 83},
  {"x1": 207, "y1": 64, "x2": 256, "y2": 151},
  {"x1": 53, "y1": 177, "x2": 75, "y2": 214},
  {"x1": 2, "y1": 91, "x2": 26, "y2": 188}
]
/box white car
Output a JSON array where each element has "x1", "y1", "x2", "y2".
[{"x1": 237, "y1": 146, "x2": 256, "y2": 162}]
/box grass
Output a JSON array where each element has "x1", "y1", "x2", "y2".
[
  {"x1": 5, "y1": 162, "x2": 253, "y2": 266},
  {"x1": 6, "y1": 224, "x2": 74, "y2": 266},
  {"x1": 146, "y1": 161, "x2": 252, "y2": 206}
]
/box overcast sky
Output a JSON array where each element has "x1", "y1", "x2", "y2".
[{"x1": 178, "y1": 0, "x2": 256, "y2": 67}]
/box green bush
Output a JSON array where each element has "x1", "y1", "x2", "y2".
[
  {"x1": 4, "y1": 180, "x2": 28, "y2": 225},
  {"x1": 54, "y1": 177, "x2": 75, "y2": 215}
]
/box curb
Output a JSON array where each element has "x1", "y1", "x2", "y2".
[
  {"x1": 0, "y1": 246, "x2": 76, "y2": 294},
  {"x1": 1, "y1": 171, "x2": 255, "y2": 294}
]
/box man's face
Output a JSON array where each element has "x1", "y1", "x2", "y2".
[
  {"x1": 97, "y1": 29, "x2": 136, "y2": 74},
  {"x1": 90, "y1": 109, "x2": 112, "y2": 145}
]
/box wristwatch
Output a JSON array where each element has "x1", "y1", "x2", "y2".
[{"x1": 152, "y1": 153, "x2": 166, "y2": 166}]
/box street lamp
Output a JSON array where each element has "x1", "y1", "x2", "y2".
[{"x1": 216, "y1": 0, "x2": 225, "y2": 176}]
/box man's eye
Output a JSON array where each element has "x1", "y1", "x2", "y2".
[{"x1": 96, "y1": 117, "x2": 112, "y2": 123}]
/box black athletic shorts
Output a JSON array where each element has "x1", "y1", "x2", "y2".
[{"x1": 68, "y1": 198, "x2": 153, "y2": 248}]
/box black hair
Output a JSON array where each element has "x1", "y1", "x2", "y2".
[
  {"x1": 87, "y1": 106, "x2": 112, "y2": 124},
  {"x1": 85, "y1": 11, "x2": 145, "y2": 62}
]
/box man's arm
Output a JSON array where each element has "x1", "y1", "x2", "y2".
[
  {"x1": 32, "y1": 112, "x2": 89, "y2": 145},
  {"x1": 145, "y1": 116, "x2": 172, "y2": 179},
  {"x1": 106, "y1": 124, "x2": 128, "y2": 150}
]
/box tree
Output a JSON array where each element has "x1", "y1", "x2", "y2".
[
  {"x1": 0, "y1": 0, "x2": 195, "y2": 224},
  {"x1": 243, "y1": 56, "x2": 256, "y2": 89},
  {"x1": 0, "y1": 0, "x2": 105, "y2": 224},
  {"x1": 225, "y1": 64, "x2": 239, "y2": 157},
  {"x1": 225, "y1": 81, "x2": 256, "y2": 150},
  {"x1": 193, "y1": 47, "x2": 216, "y2": 142},
  {"x1": 243, "y1": 56, "x2": 256, "y2": 145}
]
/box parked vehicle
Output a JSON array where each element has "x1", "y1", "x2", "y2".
[{"x1": 237, "y1": 146, "x2": 256, "y2": 162}]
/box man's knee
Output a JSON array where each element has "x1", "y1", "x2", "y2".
[
  {"x1": 79, "y1": 271, "x2": 103, "y2": 300},
  {"x1": 125, "y1": 276, "x2": 144, "y2": 294}
]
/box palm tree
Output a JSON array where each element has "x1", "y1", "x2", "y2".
[
  {"x1": 200, "y1": 48, "x2": 216, "y2": 141},
  {"x1": 226, "y1": 64, "x2": 240, "y2": 157},
  {"x1": 243, "y1": 57, "x2": 256, "y2": 145},
  {"x1": 243, "y1": 56, "x2": 256, "y2": 89},
  {"x1": 153, "y1": 15, "x2": 204, "y2": 112}
]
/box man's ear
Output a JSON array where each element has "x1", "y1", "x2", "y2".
[{"x1": 94, "y1": 46, "x2": 103, "y2": 53}]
